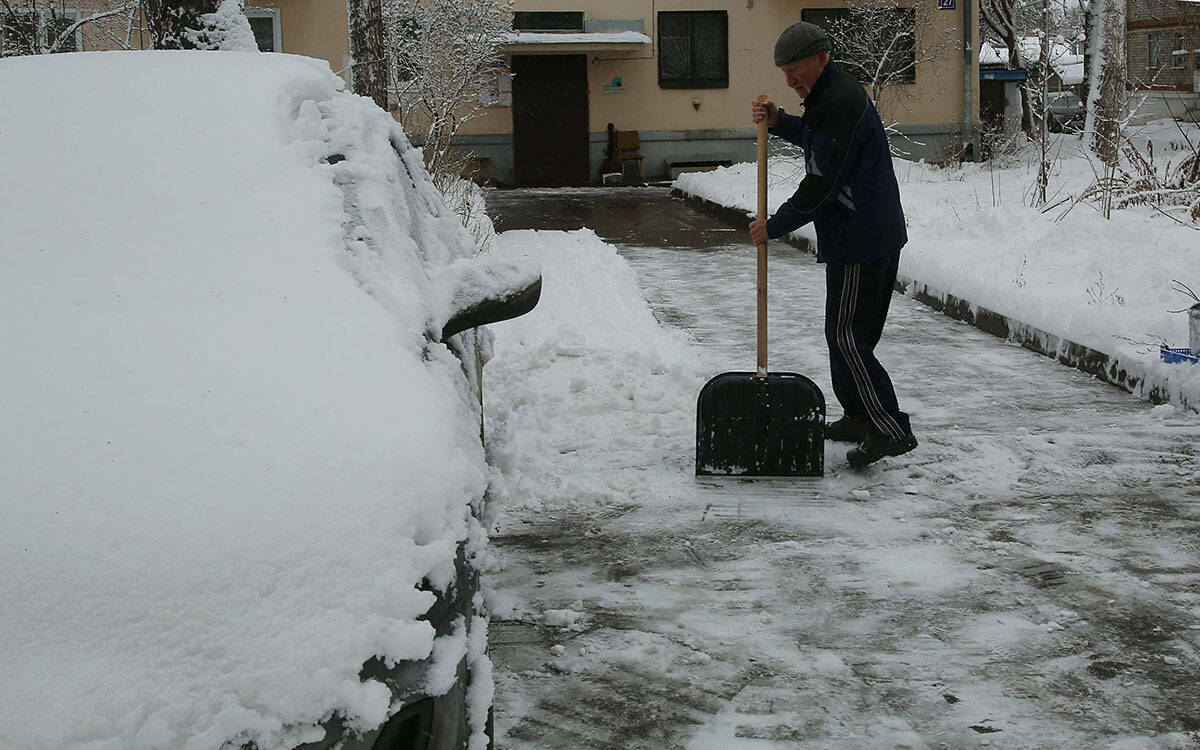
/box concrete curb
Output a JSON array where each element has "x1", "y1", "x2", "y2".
[{"x1": 672, "y1": 188, "x2": 1197, "y2": 414}]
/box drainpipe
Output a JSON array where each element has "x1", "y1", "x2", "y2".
[{"x1": 962, "y1": 0, "x2": 975, "y2": 159}]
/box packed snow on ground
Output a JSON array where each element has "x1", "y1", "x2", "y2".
[
  {"x1": 484, "y1": 228, "x2": 704, "y2": 512},
  {"x1": 675, "y1": 123, "x2": 1200, "y2": 409},
  {"x1": 0, "y1": 52, "x2": 490, "y2": 749}
]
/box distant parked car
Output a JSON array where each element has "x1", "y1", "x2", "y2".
[
  {"x1": 1, "y1": 52, "x2": 538, "y2": 750},
  {"x1": 1047, "y1": 90, "x2": 1085, "y2": 132}
]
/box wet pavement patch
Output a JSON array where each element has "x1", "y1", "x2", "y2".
[
  {"x1": 1086, "y1": 659, "x2": 1130, "y2": 679},
  {"x1": 1013, "y1": 559, "x2": 1072, "y2": 589}
]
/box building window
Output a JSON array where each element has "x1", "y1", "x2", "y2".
[
  {"x1": 1148, "y1": 32, "x2": 1162, "y2": 70},
  {"x1": 1, "y1": 8, "x2": 80, "y2": 56},
  {"x1": 513, "y1": 12, "x2": 583, "y2": 32},
  {"x1": 1172, "y1": 32, "x2": 1186, "y2": 68},
  {"x1": 658, "y1": 10, "x2": 728, "y2": 89},
  {"x1": 803, "y1": 7, "x2": 917, "y2": 85},
  {"x1": 389, "y1": 15, "x2": 419, "y2": 82},
  {"x1": 245, "y1": 7, "x2": 280, "y2": 52}
]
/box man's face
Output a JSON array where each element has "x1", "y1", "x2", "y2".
[{"x1": 779, "y1": 51, "x2": 829, "y2": 100}]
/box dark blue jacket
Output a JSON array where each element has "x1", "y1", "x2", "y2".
[{"x1": 765, "y1": 62, "x2": 907, "y2": 265}]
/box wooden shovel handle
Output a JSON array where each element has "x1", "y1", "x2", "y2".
[{"x1": 757, "y1": 94, "x2": 769, "y2": 377}]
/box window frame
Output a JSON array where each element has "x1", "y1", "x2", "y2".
[
  {"x1": 512, "y1": 11, "x2": 583, "y2": 32},
  {"x1": 1148, "y1": 31, "x2": 1163, "y2": 71},
  {"x1": 244, "y1": 7, "x2": 281, "y2": 53},
  {"x1": 657, "y1": 10, "x2": 729, "y2": 90},
  {"x1": 1, "y1": 7, "x2": 81, "y2": 55}
]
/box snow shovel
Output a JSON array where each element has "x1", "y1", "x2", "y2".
[{"x1": 695, "y1": 96, "x2": 825, "y2": 477}]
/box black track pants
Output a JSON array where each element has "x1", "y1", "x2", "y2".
[{"x1": 824, "y1": 254, "x2": 911, "y2": 440}]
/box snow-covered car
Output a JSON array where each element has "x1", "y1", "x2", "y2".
[
  {"x1": 1047, "y1": 89, "x2": 1085, "y2": 132},
  {"x1": 0, "y1": 51, "x2": 538, "y2": 750}
]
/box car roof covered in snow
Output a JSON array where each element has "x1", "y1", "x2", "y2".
[{"x1": 0, "y1": 51, "x2": 487, "y2": 749}]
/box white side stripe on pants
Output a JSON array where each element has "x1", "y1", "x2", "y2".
[{"x1": 837, "y1": 265, "x2": 905, "y2": 440}]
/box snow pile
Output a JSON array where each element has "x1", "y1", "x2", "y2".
[
  {"x1": 485, "y1": 229, "x2": 703, "y2": 510},
  {"x1": 0, "y1": 52, "x2": 488, "y2": 749},
  {"x1": 190, "y1": 0, "x2": 259, "y2": 51},
  {"x1": 675, "y1": 129, "x2": 1200, "y2": 410}
]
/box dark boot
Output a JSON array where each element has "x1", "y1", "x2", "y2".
[
  {"x1": 825, "y1": 414, "x2": 869, "y2": 443},
  {"x1": 847, "y1": 432, "x2": 918, "y2": 468}
]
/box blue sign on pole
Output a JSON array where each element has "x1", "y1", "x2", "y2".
[{"x1": 938, "y1": 0, "x2": 956, "y2": 8}]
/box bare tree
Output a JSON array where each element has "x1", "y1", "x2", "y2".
[
  {"x1": 348, "y1": 0, "x2": 387, "y2": 108},
  {"x1": 819, "y1": 0, "x2": 959, "y2": 108},
  {"x1": 382, "y1": 0, "x2": 512, "y2": 178},
  {"x1": 985, "y1": 23, "x2": 1022, "y2": 132},
  {"x1": 1, "y1": 0, "x2": 138, "y2": 55},
  {"x1": 981, "y1": 0, "x2": 1047, "y2": 134},
  {"x1": 981, "y1": 0, "x2": 1085, "y2": 137},
  {"x1": 813, "y1": 0, "x2": 958, "y2": 156},
  {"x1": 1086, "y1": 0, "x2": 1127, "y2": 169},
  {"x1": 1032, "y1": 3, "x2": 1054, "y2": 204}
]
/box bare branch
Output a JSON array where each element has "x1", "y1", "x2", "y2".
[
  {"x1": 43, "y1": 2, "x2": 137, "y2": 53},
  {"x1": 814, "y1": 0, "x2": 959, "y2": 146}
]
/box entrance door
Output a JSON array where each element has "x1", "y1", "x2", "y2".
[{"x1": 511, "y1": 55, "x2": 589, "y2": 186}]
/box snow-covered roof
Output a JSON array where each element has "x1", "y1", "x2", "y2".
[
  {"x1": 980, "y1": 38, "x2": 1085, "y2": 83},
  {"x1": 1055, "y1": 56, "x2": 1085, "y2": 84},
  {"x1": 980, "y1": 41, "x2": 1006, "y2": 66},
  {"x1": 0, "y1": 51, "x2": 488, "y2": 749}
]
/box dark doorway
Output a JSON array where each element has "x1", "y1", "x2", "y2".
[
  {"x1": 511, "y1": 55, "x2": 590, "y2": 186},
  {"x1": 979, "y1": 80, "x2": 1005, "y2": 161},
  {"x1": 980, "y1": 80, "x2": 1005, "y2": 133}
]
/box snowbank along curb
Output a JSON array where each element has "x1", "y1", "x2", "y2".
[{"x1": 672, "y1": 189, "x2": 1197, "y2": 414}]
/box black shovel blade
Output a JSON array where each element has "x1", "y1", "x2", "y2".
[{"x1": 696, "y1": 371, "x2": 825, "y2": 477}]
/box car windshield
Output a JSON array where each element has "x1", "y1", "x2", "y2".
[{"x1": 1050, "y1": 92, "x2": 1081, "y2": 107}]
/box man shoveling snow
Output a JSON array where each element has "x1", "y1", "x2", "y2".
[{"x1": 748, "y1": 20, "x2": 918, "y2": 468}]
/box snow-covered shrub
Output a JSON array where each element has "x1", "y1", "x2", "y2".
[
  {"x1": 439, "y1": 174, "x2": 497, "y2": 253},
  {"x1": 981, "y1": 121, "x2": 1028, "y2": 168},
  {"x1": 185, "y1": 0, "x2": 258, "y2": 51},
  {"x1": 1079, "y1": 133, "x2": 1200, "y2": 221}
]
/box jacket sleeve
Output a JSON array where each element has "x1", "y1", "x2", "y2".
[
  {"x1": 767, "y1": 108, "x2": 805, "y2": 146},
  {"x1": 766, "y1": 96, "x2": 867, "y2": 239}
]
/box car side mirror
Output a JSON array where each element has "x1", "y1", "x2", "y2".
[{"x1": 434, "y1": 254, "x2": 542, "y2": 341}]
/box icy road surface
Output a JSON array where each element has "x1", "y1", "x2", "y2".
[{"x1": 483, "y1": 187, "x2": 1200, "y2": 749}]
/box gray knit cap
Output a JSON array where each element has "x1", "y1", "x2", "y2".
[{"x1": 773, "y1": 21, "x2": 831, "y2": 67}]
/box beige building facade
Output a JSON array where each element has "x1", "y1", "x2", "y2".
[
  {"x1": 10, "y1": 0, "x2": 980, "y2": 184},
  {"x1": 233, "y1": 0, "x2": 980, "y2": 183},
  {"x1": 464, "y1": 0, "x2": 980, "y2": 184}
]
